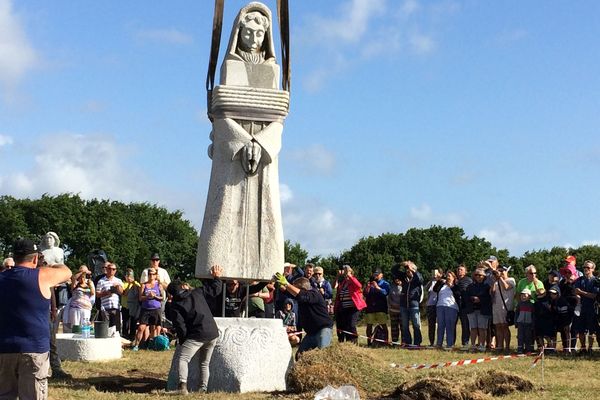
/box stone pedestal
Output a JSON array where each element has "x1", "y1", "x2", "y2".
[
  {"x1": 55, "y1": 333, "x2": 122, "y2": 362},
  {"x1": 167, "y1": 318, "x2": 292, "y2": 393}
]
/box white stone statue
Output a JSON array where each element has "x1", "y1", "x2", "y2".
[
  {"x1": 40, "y1": 231, "x2": 64, "y2": 266},
  {"x1": 196, "y1": 2, "x2": 289, "y2": 280}
]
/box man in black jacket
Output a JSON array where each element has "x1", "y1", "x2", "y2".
[
  {"x1": 275, "y1": 274, "x2": 332, "y2": 358},
  {"x1": 166, "y1": 265, "x2": 223, "y2": 395}
]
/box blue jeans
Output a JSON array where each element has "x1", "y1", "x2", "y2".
[
  {"x1": 400, "y1": 306, "x2": 422, "y2": 346},
  {"x1": 436, "y1": 306, "x2": 458, "y2": 347},
  {"x1": 298, "y1": 327, "x2": 332, "y2": 355}
]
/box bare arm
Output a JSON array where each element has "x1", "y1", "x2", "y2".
[{"x1": 39, "y1": 265, "x2": 72, "y2": 299}]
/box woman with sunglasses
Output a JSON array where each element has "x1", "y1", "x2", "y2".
[
  {"x1": 465, "y1": 268, "x2": 492, "y2": 351},
  {"x1": 132, "y1": 267, "x2": 164, "y2": 351}
]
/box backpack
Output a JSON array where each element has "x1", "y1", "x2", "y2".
[{"x1": 149, "y1": 335, "x2": 170, "y2": 351}]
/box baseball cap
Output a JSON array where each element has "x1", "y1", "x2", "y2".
[
  {"x1": 373, "y1": 268, "x2": 383, "y2": 275},
  {"x1": 283, "y1": 262, "x2": 296, "y2": 268},
  {"x1": 565, "y1": 255, "x2": 576, "y2": 264},
  {"x1": 12, "y1": 238, "x2": 38, "y2": 256},
  {"x1": 520, "y1": 288, "x2": 531, "y2": 295},
  {"x1": 150, "y1": 253, "x2": 160, "y2": 260},
  {"x1": 487, "y1": 255, "x2": 498, "y2": 262}
]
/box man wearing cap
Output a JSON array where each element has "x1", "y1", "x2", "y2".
[
  {"x1": 398, "y1": 261, "x2": 424, "y2": 346},
  {"x1": 274, "y1": 262, "x2": 304, "y2": 315},
  {"x1": 0, "y1": 238, "x2": 72, "y2": 399},
  {"x1": 363, "y1": 269, "x2": 390, "y2": 346},
  {"x1": 140, "y1": 253, "x2": 171, "y2": 289}
]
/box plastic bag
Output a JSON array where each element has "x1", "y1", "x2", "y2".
[{"x1": 314, "y1": 385, "x2": 360, "y2": 400}]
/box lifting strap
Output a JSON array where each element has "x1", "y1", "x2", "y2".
[
  {"x1": 276, "y1": 0, "x2": 291, "y2": 93},
  {"x1": 206, "y1": 0, "x2": 225, "y2": 120}
]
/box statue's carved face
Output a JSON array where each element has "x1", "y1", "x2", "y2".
[
  {"x1": 239, "y1": 19, "x2": 265, "y2": 53},
  {"x1": 43, "y1": 234, "x2": 55, "y2": 248}
]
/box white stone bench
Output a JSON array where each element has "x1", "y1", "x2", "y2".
[{"x1": 56, "y1": 333, "x2": 122, "y2": 362}]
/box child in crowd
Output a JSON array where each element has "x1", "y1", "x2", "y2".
[
  {"x1": 277, "y1": 299, "x2": 299, "y2": 345},
  {"x1": 549, "y1": 285, "x2": 574, "y2": 353},
  {"x1": 515, "y1": 288, "x2": 535, "y2": 353},
  {"x1": 534, "y1": 289, "x2": 554, "y2": 350}
]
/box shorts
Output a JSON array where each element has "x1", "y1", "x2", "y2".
[
  {"x1": 363, "y1": 312, "x2": 388, "y2": 325},
  {"x1": 139, "y1": 308, "x2": 162, "y2": 326},
  {"x1": 467, "y1": 310, "x2": 490, "y2": 329},
  {"x1": 0, "y1": 352, "x2": 49, "y2": 400},
  {"x1": 572, "y1": 311, "x2": 599, "y2": 334}
]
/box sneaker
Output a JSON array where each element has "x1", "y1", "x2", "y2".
[
  {"x1": 461, "y1": 344, "x2": 469, "y2": 351},
  {"x1": 178, "y1": 382, "x2": 189, "y2": 395},
  {"x1": 132, "y1": 346, "x2": 139, "y2": 351},
  {"x1": 477, "y1": 345, "x2": 486, "y2": 352}
]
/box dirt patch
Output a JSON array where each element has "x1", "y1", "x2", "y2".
[
  {"x1": 390, "y1": 377, "x2": 487, "y2": 400},
  {"x1": 468, "y1": 371, "x2": 534, "y2": 396},
  {"x1": 388, "y1": 372, "x2": 534, "y2": 400},
  {"x1": 85, "y1": 375, "x2": 165, "y2": 393}
]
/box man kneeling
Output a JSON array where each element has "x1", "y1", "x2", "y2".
[{"x1": 275, "y1": 274, "x2": 332, "y2": 358}]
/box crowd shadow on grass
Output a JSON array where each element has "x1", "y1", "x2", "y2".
[{"x1": 89, "y1": 376, "x2": 166, "y2": 393}]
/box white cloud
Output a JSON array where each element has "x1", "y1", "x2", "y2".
[
  {"x1": 408, "y1": 203, "x2": 462, "y2": 226},
  {"x1": 0, "y1": 134, "x2": 14, "y2": 147},
  {"x1": 135, "y1": 28, "x2": 193, "y2": 45},
  {"x1": 279, "y1": 183, "x2": 293, "y2": 204},
  {"x1": 478, "y1": 222, "x2": 558, "y2": 253},
  {"x1": 310, "y1": 0, "x2": 386, "y2": 43},
  {"x1": 0, "y1": 133, "x2": 148, "y2": 202},
  {"x1": 0, "y1": 0, "x2": 37, "y2": 94},
  {"x1": 287, "y1": 144, "x2": 336, "y2": 176}
]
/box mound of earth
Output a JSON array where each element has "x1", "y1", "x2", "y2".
[
  {"x1": 468, "y1": 371, "x2": 534, "y2": 396},
  {"x1": 391, "y1": 377, "x2": 487, "y2": 400}
]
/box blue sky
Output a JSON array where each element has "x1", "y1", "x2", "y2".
[{"x1": 1, "y1": 0, "x2": 599, "y2": 258}]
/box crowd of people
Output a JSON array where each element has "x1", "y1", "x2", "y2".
[
  {"x1": 3, "y1": 235, "x2": 600, "y2": 398},
  {"x1": 334, "y1": 255, "x2": 600, "y2": 355}
]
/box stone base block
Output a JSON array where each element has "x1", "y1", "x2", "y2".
[
  {"x1": 56, "y1": 333, "x2": 122, "y2": 362},
  {"x1": 167, "y1": 318, "x2": 292, "y2": 393}
]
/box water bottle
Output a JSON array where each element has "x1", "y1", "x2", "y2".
[{"x1": 81, "y1": 318, "x2": 90, "y2": 339}]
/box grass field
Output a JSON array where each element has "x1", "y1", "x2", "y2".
[{"x1": 49, "y1": 324, "x2": 600, "y2": 400}]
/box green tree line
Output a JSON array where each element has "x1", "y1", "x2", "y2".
[{"x1": 2, "y1": 194, "x2": 598, "y2": 284}]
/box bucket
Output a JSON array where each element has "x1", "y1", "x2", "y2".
[
  {"x1": 94, "y1": 320, "x2": 109, "y2": 338},
  {"x1": 71, "y1": 325, "x2": 81, "y2": 333}
]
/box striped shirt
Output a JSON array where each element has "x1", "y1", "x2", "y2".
[{"x1": 97, "y1": 276, "x2": 123, "y2": 310}]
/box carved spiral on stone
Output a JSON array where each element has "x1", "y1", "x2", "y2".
[
  {"x1": 220, "y1": 326, "x2": 251, "y2": 347},
  {"x1": 249, "y1": 327, "x2": 272, "y2": 348}
]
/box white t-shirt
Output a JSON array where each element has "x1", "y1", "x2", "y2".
[
  {"x1": 436, "y1": 284, "x2": 458, "y2": 310},
  {"x1": 140, "y1": 267, "x2": 171, "y2": 287}
]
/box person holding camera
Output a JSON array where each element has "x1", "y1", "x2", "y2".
[
  {"x1": 425, "y1": 269, "x2": 442, "y2": 347},
  {"x1": 363, "y1": 269, "x2": 390, "y2": 346},
  {"x1": 490, "y1": 265, "x2": 515, "y2": 353},
  {"x1": 398, "y1": 261, "x2": 424, "y2": 347},
  {"x1": 96, "y1": 262, "x2": 124, "y2": 333},
  {"x1": 433, "y1": 271, "x2": 459, "y2": 349},
  {"x1": 465, "y1": 268, "x2": 492, "y2": 351},
  {"x1": 67, "y1": 265, "x2": 96, "y2": 330},
  {"x1": 333, "y1": 265, "x2": 366, "y2": 343}
]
